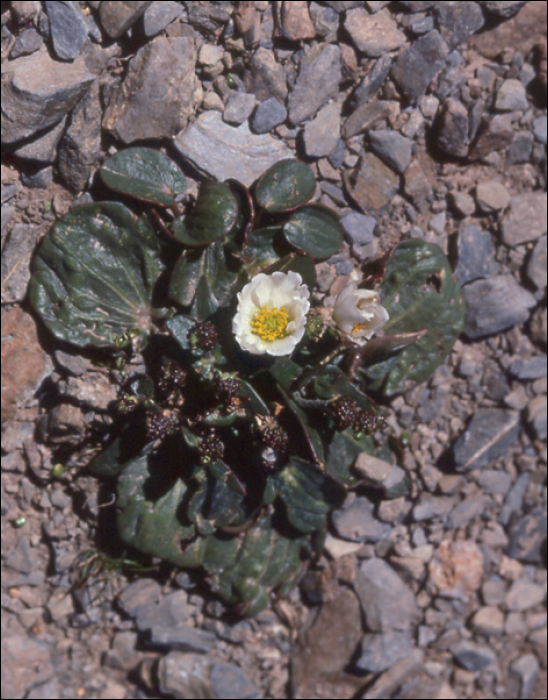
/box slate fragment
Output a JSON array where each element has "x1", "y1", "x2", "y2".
[
  {"x1": 356, "y1": 630, "x2": 415, "y2": 673},
  {"x1": 45, "y1": 0, "x2": 89, "y2": 60},
  {"x1": 248, "y1": 47, "x2": 288, "y2": 102},
  {"x1": 1, "y1": 223, "x2": 43, "y2": 303},
  {"x1": 403, "y1": 160, "x2": 433, "y2": 206},
  {"x1": 10, "y1": 28, "x2": 43, "y2": 59},
  {"x1": 482, "y1": 1, "x2": 529, "y2": 19},
  {"x1": 368, "y1": 129, "x2": 413, "y2": 174},
  {"x1": 463, "y1": 275, "x2": 537, "y2": 339},
  {"x1": 250, "y1": 98, "x2": 287, "y2": 134},
  {"x1": 344, "y1": 8, "x2": 406, "y2": 57},
  {"x1": 223, "y1": 92, "x2": 256, "y2": 125},
  {"x1": 453, "y1": 409, "x2": 521, "y2": 472},
  {"x1": 526, "y1": 235, "x2": 547, "y2": 290},
  {"x1": 303, "y1": 103, "x2": 340, "y2": 158},
  {"x1": 469, "y1": 114, "x2": 514, "y2": 160},
  {"x1": 274, "y1": 1, "x2": 316, "y2": 41},
  {"x1": 501, "y1": 192, "x2": 548, "y2": 247},
  {"x1": 103, "y1": 36, "x2": 196, "y2": 143},
  {"x1": 344, "y1": 153, "x2": 400, "y2": 213},
  {"x1": 434, "y1": 1, "x2": 484, "y2": 50},
  {"x1": 391, "y1": 30, "x2": 449, "y2": 103},
  {"x1": 99, "y1": 0, "x2": 153, "y2": 39},
  {"x1": 288, "y1": 43, "x2": 341, "y2": 127},
  {"x1": 143, "y1": 1, "x2": 184, "y2": 37},
  {"x1": 1, "y1": 48, "x2": 94, "y2": 144},
  {"x1": 454, "y1": 225, "x2": 499, "y2": 285},
  {"x1": 15, "y1": 118, "x2": 67, "y2": 163},
  {"x1": 435, "y1": 97, "x2": 470, "y2": 158}
]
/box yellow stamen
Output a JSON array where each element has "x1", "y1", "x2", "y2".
[
  {"x1": 352, "y1": 322, "x2": 367, "y2": 334},
  {"x1": 251, "y1": 305, "x2": 290, "y2": 341}
]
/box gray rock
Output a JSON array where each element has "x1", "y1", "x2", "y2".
[
  {"x1": 401, "y1": 13, "x2": 435, "y2": 36},
  {"x1": 481, "y1": 1, "x2": 529, "y2": 18},
  {"x1": 1, "y1": 48, "x2": 95, "y2": 144},
  {"x1": 397, "y1": 1, "x2": 438, "y2": 10},
  {"x1": 475, "y1": 180, "x2": 511, "y2": 213},
  {"x1": 59, "y1": 79, "x2": 101, "y2": 193},
  {"x1": 505, "y1": 578, "x2": 546, "y2": 611},
  {"x1": 99, "y1": 0, "x2": 153, "y2": 39},
  {"x1": 510, "y1": 355, "x2": 547, "y2": 380},
  {"x1": 5, "y1": 535, "x2": 39, "y2": 574},
  {"x1": 453, "y1": 409, "x2": 521, "y2": 472},
  {"x1": 496, "y1": 79, "x2": 529, "y2": 112},
  {"x1": 1, "y1": 223, "x2": 42, "y2": 302},
  {"x1": 103, "y1": 36, "x2": 196, "y2": 143},
  {"x1": 502, "y1": 192, "x2": 547, "y2": 247},
  {"x1": 499, "y1": 472, "x2": 529, "y2": 527},
  {"x1": 368, "y1": 130, "x2": 413, "y2": 174},
  {"x1": 356, "y1": 631, "x2": 415, "y2": 673},
  {"x1": 527, "y1": 395, "x2": 547, "y2": 440},
  {"x1": 507, "y1": 131, "x2": 535, "y2": 164},
  {"x1": 210, "y1": 663, "x2": 260, "y2": 700},
  {"x1": 1, "y1": 205, "x2": 15, "y2": 238},
  {"x1": 175, "y1": 111, "x2": 292, "y2": 187},
  {"x1": 248, "y1": 47, "x2": 288, "y2": 103},
  {"x1": 349, "y1": 56, "x2": 393, "y2": 110},
  {"x1": 391, "y1": 30, "x2": 449, "y2": 103},
  {"x1": 533, "y1": 115, "x2": 548, "y2": 145},
  {"x1": 303, "y1": 103, "x2": 340, "y2": 157},
  {"x1": 185, "y1": 1, "x2": 232, "y2": 34},
  {"x1": 366, "y1": 1, "x2": 392, "y2": 11},
  {"x1": 344, "y1": 8, "x2": 406, "y2": 57},
  {"x1": 250, "y1": 97, "x2": 288, "y2": 134},
  {"x1": 309, "y1": 2, "x2": 339, "y2": 39},
  {"x1": 463, "y1": 275, "x2": 536, "y2": 339},
  {"x1": 341, "y1": 212, "x2": 376, "y2": 246},
  {"x1": 412, "y1": 495, "x2": 455, "y2": 521},
  {"x1": 451, "y1": 640, "x2": 496, "y2": 671},
  {"x1": 288, "y1": 43, "x2": 341, "y2": 127},
  {"x1": 45, "y1": 1, "x2": 89, "y2": 60},
  {"x1": 470, "y1": 113, "x2": 514, "y2": 160},
  {"x1": 342, "y1": 100, "x2": 395, "y2": 140},
  {"x1": 322, "y1": 0, "x2": 363, "y2": 11},
  {"x1": 150, "y1": 626, "x2": 216, "y2": 653},
  {"x1": 523, "y1": 210, "x2": 547, "y2": 264},
  {"x1": 449, "y1": 191, "x2": 476, "y2": 217},
  {"x1": 158, "y1": 653, "x2": 214, "y2": 699},
  {"x1": 143, "y1": 0, "x2": 184, "y2": 36},
  {"x1": 477, "y1": 469, "x2": 513, "y2": 496},
  {"x1": 344, "y1": 153, "x2": 400, "y2": 214},
  {"x1": 54, "y1": 350, "x2": 92, "y2": 377},
  {"x1": 435, "y1": 97, "x2": 470, "y2": 158},
  {"x1": 508, "y1": 507, "x2": 548, "y2": 564},
  {"x1": 434, "y1": 1, "x2": 485, "y2": 51},
  {"x1": 10, "y1": 28, "x2": 43, "y2": 58},
  {"x1": 15, "y1": 118, "x2": 67, "y2": 163},
  {"x1": 355, "y1": 558, "x2": 420, "y2": 632},
  {"x1": 403, "y1": 160, "x2": 433, "y2": 205},
  {"x1": 223, "y1": 92, "x2": 257, "y2": 125},
  {"x1": 511, "y1": 654, "x2": 540, "y2": 700},
  {"x1": 332, "y1": 494, "x2": 393, "y2": 543},
  {"x1": 20, "y1": 166, "x2": 54, "y2": 189},
  {"x1": 447, "y1": 493, "x2": 485, "y2": 529}
]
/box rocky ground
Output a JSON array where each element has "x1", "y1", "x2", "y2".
[{"x1": 1, "y1": 1, "x2": 547, "y2": 699}]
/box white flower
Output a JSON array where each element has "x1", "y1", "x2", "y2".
[
  {"x1": 233, "y1": 271, "x2": 310, "y2": 356},
  {"x1": 332, "y1": 283, "x2": 389, "y2": 345}
]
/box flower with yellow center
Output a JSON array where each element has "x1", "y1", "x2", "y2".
[
  {"x1": 332, "y1": 282, "x2": 389, "y2": 345},
  {"x1": 233, "y1": 271, "x2": 310, "y2": 356}
]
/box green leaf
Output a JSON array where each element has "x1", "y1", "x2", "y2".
[
  {"x1": 362, "y1": 239, "x2": 465, "y2": 395},
  {"x1": 168, "y1": 250, "x2": 205, "y2": 307},
  {"x1": 100, "y1": 147, "x2": 186, "y2": 207},
  {"x1": 166, "y1": 314, "x2": 195, "y2": 350},
  {"x1": 255, "y1": 159, "x2": 316, "y2": 213},
  {"x1": 238, "y1": 379, "x2": 270, "y2": 415},
  {"x1": 116, "y1": 454, "x2": 195, "y2": 567},
  {"x1": 193, "y1": 275, "x2": 218, "y2": 320},
  {"x1": 271, "y1": 457, "x2": 344, "y2": 534},
  {"x1": 283, "y1": 204, "x2": 343, "y2": 260},
  {"x1": 325, "y1": 430, "x2": 365, "y2": 487},
  {"x1": 239, "y1": 226, "x2": 281, "y2": 276},
  {"x1": 282, "y1": 390, "x2": 325, "y2": 466},
  {"x1": 178, "y1": 182, "x2": 240, "y2": 246},
  {"x1": 269, "y1": 357, "x2": 302, "y2": 390},
  {"x1": 29, "y1": 202, "x2": 164, "y2": 347},
  {"x1": 263, "y1": 252, "x2": 317, "y2": 290}
]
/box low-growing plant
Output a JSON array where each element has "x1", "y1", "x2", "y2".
[{"x1": 29, "y1": 149, "x2": 465, "y2": 616}]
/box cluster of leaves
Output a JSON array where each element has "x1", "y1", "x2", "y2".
[{"x1": 29, "y1": 149, "x2": 465, "y2": 615}]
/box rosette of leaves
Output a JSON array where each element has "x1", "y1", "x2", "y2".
[{"x1": 28, "y1": 148, "x2": 464, "y2": 616}]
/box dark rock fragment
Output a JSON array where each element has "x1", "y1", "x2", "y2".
[
  {"x1": 391, "y1": 30, "x2": 449, "y2": 103},
  {"x1": 434, "y1": 97, "x2": 470, "y2": 158},
  {"x1": 45, "y1": 0, "x2": 89, "y2": 60},
  {"x1": 99, "y1": 1, "x2": 153, "y2": 39},
  {"x1": 288, "y1": 43, "x2": 341, "y2": 126},
  {"x1": 250, "y1": 97, "x2": 287, "y2": 134},
  {"x1": 453, "y1": 409, "x2": 521, "y2": 472}
]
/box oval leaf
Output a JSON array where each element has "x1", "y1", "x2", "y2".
[
  {"x1": 181, "y1": 182, "x2": 240, "y2": 246},
  {"x1": 283, "y1": 204, "x2": 343, "y2": 259},
  {"x1": 255, "y1": 159, "x2": 316, "y2": 213},
  {"x1": 100, "y1": 147, "x2": 186, "y2": 207},
  {"x1": 29, "y1": 202, "x2": 163, "y2": 347}
]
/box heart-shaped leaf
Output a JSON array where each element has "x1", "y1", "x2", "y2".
[
  {"x1": 283, "y1": 204, "x2": 344, "y2": 260},
  {"x1": 254, "y1": 159, "x2": 316, "y2": 213},
  {"x1": 29, "y1": 202, "x2": 164, "y2": 347},
  {"x1": 100, "y1": 147, "x2": 186, "y2": 207},
  {"x1": 361, "y1": 239, "x2": 465, "y2": 395}
]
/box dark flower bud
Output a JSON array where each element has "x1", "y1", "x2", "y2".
[
  {"x1": 189, "y1": 321, "x2": 218, "y2": 352},
  {"x1": 198, "y1": 429, "x2": 225, "y2": 464},
  {"x1": 145, "y1": 409, "x2": 180, "y2": 440}
]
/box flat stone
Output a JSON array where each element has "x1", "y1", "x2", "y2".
[
  {"x1": 451, "y1": 641, "x2": 496, "y2": 671},
  {"x1": 288, "y1": 43, "x2": 341, "y2": 126},
  {"x1": 507, "y1": 131, "x2": 535, "y2": 164},
  {"x1": 332, "y1": 494, "x2": 393, "y2": 543},
  {"x1": 356, "y1": 631, "x2": 415, "y2": 673},
  {"x1": 1, "y1": 47, "x2": 94, "y2": 144},
  {"x1": 15, "y1": 117, "x2": 67, "y2": 163},
  {"x1": 58, "y1": 79, "x2": 101, "y2": 193},
  {"x1": 157, "y1": 653, "x2": 214, "y2": 699},
  {"x1": 447, "y1": 492, "x2": 486, "y2": 529},
  {"x1": 449, "y1": 191, "x2": 476, "y2": 217},
  {"x1": 304, "y1": 103, "x2": 340, "y2": 158},
  {"x1": 508, "y1": 507, "x2": 548, "y2": 564},
  {"x1": 527, "y1": 235, "x2": 547, "y2": 290},
  {"x1": 340, "y1": 212, "x2": 377, "y2": 247},
  {"x1": 453, "y1": 408, "x2": 521, "y2": 472},
  {"x1": 469, "y1": 113, "x2": 514, "y2": 160},
  {"x1": 413, "y1": 495, "x2": 455, "y2": 522},
  {"x1": 99, "y1": 1, "x2": 153, "y2": 39},
  {"x1": 20, "y1": 166, "x2": 53, "y2": 189},
  {"x1": 344, "y1": 8, "x2": 406, "y2": 57},
  {"x1": 223, "y1": 92, "x2": 257, "y2": 125},
  {"x1": 502, "y1": 192, "x2": 547, "y2": 247},
  {"x1": 248, "y1": 47, "x2": 288, "y2": 102},
  {"x1": 1, "y1": 223, "x2": 42, "y2": 303},
  {"x1": 403, "y1": 160, "x2": 433, "y2": 205},
  {"x1": 322, "y1": 0, "x2": 363, "y2": 11},
  {"x1": 309, "y1": 2, "x2": 339, "y2": 38},
  {"x1": 344, "y1": 153, "x2": 400, "y2": 214},
  {"x1": 45, "y1": 1, "x2": 89, "y2": 60},
  {"x1": 366, "y1": 1, "x2": 392, "y2": 11},
  {"x1": 496, "y1": 79, "x2": 529, "y2": 111},
  {"x1": 10, "y1": 28, "x2": 43, "y2": 58},
  {"x1": 475, "y1": 180, "x2": 511, "y2": 213},
  {"x1": 210, "y1": 663, "x2": 260, "y2": 700},
  {"x1": 471, "y1": 606, "x2": 505, "y2": 636},
  {"x1": 391, "y1": 30, "x2": 449, "y2": 103},
  {"x1": 510, "y1": 355, "x2": 548, "y2": 380},
  {"x1": 477, "y1": 469, "x2": 513, "y2": 496},
  {"x1": 527, "y1": 394, "x2": 547, "y2": 440},
  {"x1": 434, "y1": 97, "x2": 470, "y2": 157},
  {"x1": 368, "y1": 129, "x2": 413, "y2": 174},
  {"x1": 533, "y1": 115, "x2": 548, "y2": 145},
  {"x1": 175, "y1": 111, "x2": 292, "y2": 188},
  {"x1": 505, "y1": 579, "x2": 546, "y2": 611},
  {"x1": 198, "y1": 43, "x2": 224, "y2": 69},
  {"x1": 482, "y1": 1, "x2": 529, "y2": 18},
  {"x1": 275, "y1": 0, "x2": 315, "y2": 41},
  {"x1": 511, "y1": 654, "x2": 540, "y2": 700},
  {"x1": 454, "y1": 225, "x2": 499, "y2": 285},
  {"x1": 463, "y1": 275, "x2": 536, "y2": 339},
  {"x1": 143, "y1": 1, "x2": 184, "y2": 37},
  {"x1": 397, "y1": 1, "x2": 438, "y2": 10},
  {"x1": 434, "y1": 1, "x2": 485, "y2": 51},
  {"x1": 355, "y1": 558, "x2": 420, "y2": 632},
  {"x1": 250, "y1": 97, "x2": 288, "y2": 134},
  {"x1": 342, "y1": 100, "x2": 395, "y2": 139}
]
